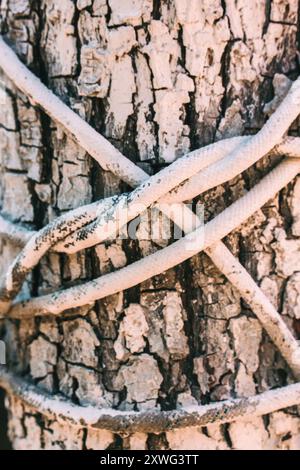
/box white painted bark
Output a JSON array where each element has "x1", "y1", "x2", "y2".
[{"x1": 0, "y1": 0, "x2": 300, "y2": 450}]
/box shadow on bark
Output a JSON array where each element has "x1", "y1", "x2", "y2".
[{"x1": 0, "y1": 389, "x2": 11, "y2": 449}]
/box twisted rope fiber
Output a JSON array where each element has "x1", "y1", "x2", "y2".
[
  {"x1": 0, "y1": 37, "x2": 300, "y2": 431},
  {"x1": 2, "y1": 151, "x2": 300, "y2": 379},
  {"x1": 1, "y1": 370, "x2": 300, "y2": 433},
  {"x1": 1, "y1": 136, "x2": 300, "y2": 310},
  {"x1": 0, "y1": 35, "x2": 299, "y2": 310},
  {"x1": 0, "y1": 45, "x2": 299, "y2": 373}
]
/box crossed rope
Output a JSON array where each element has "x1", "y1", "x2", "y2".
[{"x1": 0, "y1": 36, "x2": 300, "y2": 433}]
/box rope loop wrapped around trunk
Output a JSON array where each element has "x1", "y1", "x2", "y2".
[{"x1": 0, "y1": 36, "x2": 300, "y2": 431}]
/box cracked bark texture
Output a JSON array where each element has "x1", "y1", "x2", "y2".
[{"x1": 0, "y1": 0, "x2": 300, "y2": 450}]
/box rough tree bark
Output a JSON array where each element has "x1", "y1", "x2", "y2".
[{"x1": 0, "y1": 0, "x2": 300, "y2": 450}]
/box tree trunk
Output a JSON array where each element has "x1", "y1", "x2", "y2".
[{"x1": 0, "y1": 0, "x2": 300, "y2": 450}]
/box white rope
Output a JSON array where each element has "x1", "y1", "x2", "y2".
[
  {"x1": 1, "y1": 137, "x2": 299, "y2": 311},
  {"x1": 5, "y1": 158, "x2": 300, "y2": 380},
  {"x1": 7, "y1": 158, "x2": 299, "y2": 316},
  {"x1": 1, "y1": 369, "x2": 300, "y2": 433},
  {"x1": 0, "y1": 37, "x2": 300, "y2": 429},
  {"x1": 53, "y1": 136, "x2": 300, "y2": 254}
]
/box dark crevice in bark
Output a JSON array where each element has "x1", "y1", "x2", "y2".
[
  {"x1": 297, "y1": 0, "x2": 300, "y2": 57},
  {"x1": 89, "y1": 98, "x2": 110, "y2": 199},
  {"x1": 0, "y1": 388, "x2": 11, "y2": 449},
  {"x1": 152, "y1": 0, "x2": 161, "y2": 20},
  {"x1": 270, "y1": 20, "x2": 297, "y2": 26},
  {"x1": 143, "y1": 52, "x2": 160, "y2": 164},
  {"x1": 106, "y1": 434, "x2": 123, "y2": 450},
  {"x1": 263, "y1": 0, "x2": 272, "y2": 36},
  {"x1": 136, "y1": 335, "x2": 179, "y2": 411},
  {"x1": 218, "y1": 39, "x2": 237, "y2": 127},
  {"x1": 147, "y1": 432, "x2": 169, "y2": 450},
  {"x1": 28, "y1": 177, "x2": 48, "y2": 298},
  {"x1": 32, "y1": 0, "x2": 49, "y2": 84},
  {"x1": 122, "y1": 239, "x2": 141, "y2": 306},
  {"x1": 179, "y1": 260, "x2": 203, "y2": 402},
  {"x1": 226, "y1": 324, "x2": 240, "y2": 398},
  {"x1": 177, "y1": 24, "x2": 199, "y2": 151},
  {"x1": 105, "y1": 0, "x2": 112, "y2": 25},
  {"x1": 278, "y1": 184, "x2": 295, "y2": 237},
  {"x1": 222, "y1": 423, "x2": 233, "y2": 449},
  {"x1": 292, "y1": 318, "x2": 300, "y2": 340},
  {"x1": 26, "y1": 2, "x2": 54, "y2": 300},
  {"x1": 72, "y1": 4, "x2": 82, "y2": 79},
  {"x1": 71, "y1": 376, "x2": 81, "y2": 405},
  {"x1": 82, "y1": 427, "x2": 88, "y2": 450},
  {"x1": 122, "y1": 110, "x2": 140, "y2": 163}
]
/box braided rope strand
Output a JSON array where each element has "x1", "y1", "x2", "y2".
[
  {"x1": 0, "y1": 37, "x2": 300, "y2": 430},
  {"x1": 7, "y1": 158, "x2": 300, "y2": 317},
  {"x1": 1, "y1": 136, "x2": 299, "y2": 311},
  {"x1": 1, "y1": 369, "x2": 300, "y2": 433}
]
